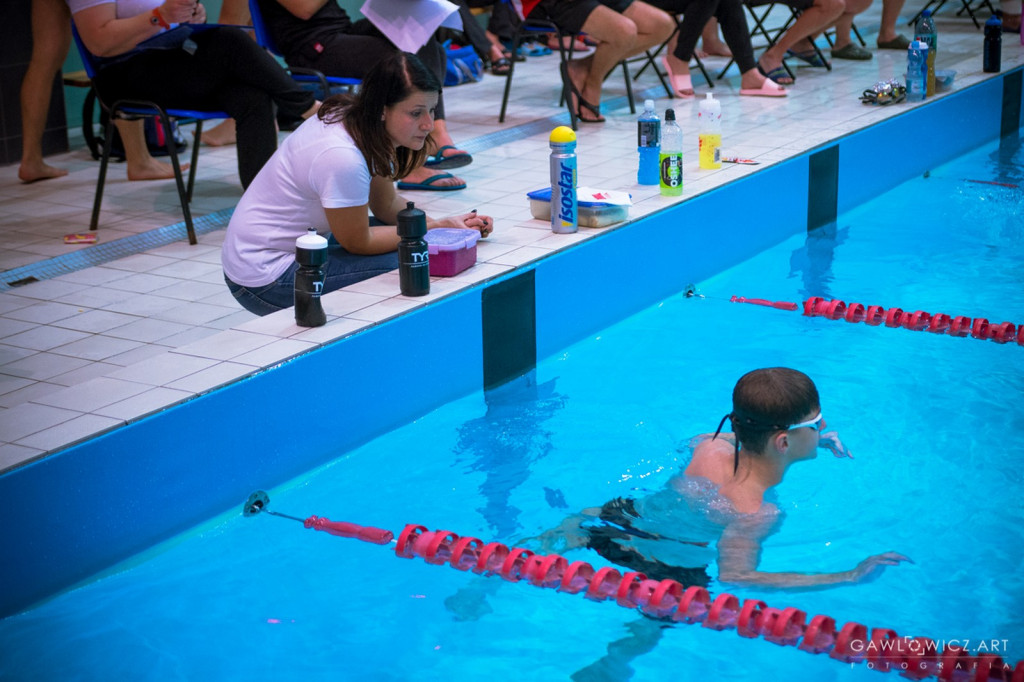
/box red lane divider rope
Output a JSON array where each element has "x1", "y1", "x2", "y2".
[
  {"x1": 727, "y1": 296, "x2": 1024, "y2": 347},
  {"x1": 395, "y1": 524, "x2": 1024, "y2": 681}
]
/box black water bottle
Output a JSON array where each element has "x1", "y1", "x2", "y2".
[
  {"x1": 294, "y1": 227, "x2": 328, "y2": 327},
  {"x1": 397, "y1": 201, "x2": 429, "y2": 296},
  {"x1": 983, "y1": 14, "x2": 1001, "y2": 73}
]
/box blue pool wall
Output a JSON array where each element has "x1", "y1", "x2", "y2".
[{"x1": 1, "y1": 67, "x2": 1021, "y2": 619}]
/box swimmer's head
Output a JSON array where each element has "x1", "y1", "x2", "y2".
[{"x1": 712, "y1": 368, "x2": 821, "y2": 471}]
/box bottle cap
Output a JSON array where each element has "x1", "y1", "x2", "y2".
[
  {"x1": 705, "y1": 92, "x2": 714, "y2": 100},
  {"x1": 295, "y1": 227, "x2": 328, "y2": 266},
  {"x1": 550, "y1": 126, "x2": 577, "y2": 144},
  {"x1": 397, "y1": 201, "x2": 427, "y2": 238},
  {"x1": 986, "y1": 13, "x2": 1001, "y2": 25},
  {"x1": 644, "y1": 98, "x2": 655, "y2": 111},
  {"x1": 665, "y1": 108, "x2": 676, "y2": 121}
]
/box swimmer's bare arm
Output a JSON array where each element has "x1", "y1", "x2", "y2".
[
  {"x1": 717, "y1": 516, "x2": 911, "y2": 590},
  {"x1": 519, "y1": 507, "x2": 602, "y2": 553}
]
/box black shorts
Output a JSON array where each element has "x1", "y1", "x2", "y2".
[
  {"x1": 528, "y1": 0, "x2": 635, "y2": 35},
  {"x1": 584, "y1": 498, "x2": 710, "y2": 588}
]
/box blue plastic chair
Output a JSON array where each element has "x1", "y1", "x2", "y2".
[
  {"x1": 71, "y1": 23, "x2": 232, "y2": 245},
  {"x1": 248, "y1": 0, "x2": 361, "y2": 98}
]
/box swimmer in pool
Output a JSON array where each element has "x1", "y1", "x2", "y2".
[{"x1": 529, "y1": 367, "x2": 912, "y2": 590}]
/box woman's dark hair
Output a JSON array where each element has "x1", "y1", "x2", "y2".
[
  {"x1": 317, "y1": 51, "x2": 441, "y2": 180},
  {"x1": 712, "y1": 367, "x2": 820, "y2": 473}
]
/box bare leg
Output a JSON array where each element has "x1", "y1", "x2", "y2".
[
  {"x1": 830, "y1": 0, "x2": 873, "y2": 51},
  {"x1": 18, "y1": 0, "x2": 71, "y2": 183},
  {"x1": 700, "y1": 18, "x2": 732, "y2": 57},
  {"x1": 758, "y1": 0, "x2": 844, "y2": 82},
  {"x1": 663, "y1": 32, "x2": 694, "y2": 97},
  {"x1": 877, "y1": 0, "x2": 908, "y2": 43},
  {"x1": 115, "y1": 119, "x2": 190, "y2": 181}
]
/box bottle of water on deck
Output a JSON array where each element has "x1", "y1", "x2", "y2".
[
  {"x1": 983, "y1": 14, "x2": 1001, "y2": 73},
  {"x1": 294, "y1": 228, "x2": 328, "y2": 327},
  {"x1": 906, "y1": 40, "x2": 927, "y2": 102},
  {"x1": 697, "y1": 93, "x2": 722, "y2": 170},
  {"x1": 914, "y1": 10, "x2": 937, "y2": 96},
  {"x1": 637, "y1": 100, "x2": 660, "y2": 185}
]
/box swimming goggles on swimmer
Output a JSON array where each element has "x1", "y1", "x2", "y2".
[{"x1": 712, "y1": 411, "x2": 825, "y2": 473}]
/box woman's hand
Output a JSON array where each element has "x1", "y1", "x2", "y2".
[
  {"x1": 160, "y1": 0, "x2": 201, "y2": 24},
  {"x1": 188, "y1": 1, "x2": 207, "y2": 24},
  {"x1": 429, "y1": 211, "x2": 494, "y2": 238},
  {"x1": 845, "y1": 551, "x2": 913, "y2": 584}
]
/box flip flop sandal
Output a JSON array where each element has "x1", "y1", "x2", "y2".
[
  {"x1": 758, "y1": 62, "x2": 793, "y2": 85},
  {"x1": 424, "y1": 145, "x2": 473, "y2": 170},
  {"x1": 661, "y1": 55, "x2": 695, "y2": 98},
  {"x1": 491, "y1": 57, "x2": 512, "y2": 76},
  {"x1": 397, "y1": 172, "x2": 467, "y2": 191},
  {"x1": 559, "y1": 61, "x2": 605, "y2": 123},
  {"x1": 785, "y1": 48, "x2": 828, "y2": 67}
]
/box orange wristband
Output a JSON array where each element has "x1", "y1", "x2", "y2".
[{"x1": 150, "y1": 7, "x2": 171, "y2": 29}]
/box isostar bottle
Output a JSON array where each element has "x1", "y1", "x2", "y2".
[{"x1": 549, "y1": 125, "x2": 578, "y2": 233}]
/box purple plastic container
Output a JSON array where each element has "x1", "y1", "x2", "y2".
[{"x1": 424, "y1": 228, "x2": 480, "y2": 276}]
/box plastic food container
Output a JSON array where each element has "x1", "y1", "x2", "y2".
[
  {"x1": 527, "y1": 187, "x2": 630, "y2": 227},
  {"x1": 424, "y1": 228, "x2": 479, "y2": 276}
]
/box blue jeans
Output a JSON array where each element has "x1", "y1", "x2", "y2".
[{"x1": 225, "y1": 239, "x2": 399, "y2": 316}]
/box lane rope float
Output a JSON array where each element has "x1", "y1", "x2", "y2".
[
  {"x1": 244, "y1": 492, "x2": 1023, "y2": 681},
  {"x1": 719, "y1": 295, "x2": 1023, "y2": 347}
]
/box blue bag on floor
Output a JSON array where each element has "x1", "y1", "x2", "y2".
[{"x1": 444, "y1": 42, "x2": 484, "y2": 86}]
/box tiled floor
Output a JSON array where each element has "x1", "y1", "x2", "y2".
[{"x1": 1, "y1": 5, "x2": 1020, "y2": 472}]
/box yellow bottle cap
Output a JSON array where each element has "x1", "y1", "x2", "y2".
[{"x1": 550, "y1": 126, "x2": 577, "y2": 144}]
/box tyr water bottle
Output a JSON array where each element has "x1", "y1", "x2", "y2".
[
  {"x1": 637, "y1": 99, "x2": 660, "y2": 185},
  {"x1": 906, "y1": 40, "x2": 926, "y2": 102},
  {"x1": 294, "y1": 227, "x2": 328, "y2": 327},
  {"x1": 397, "y1": 201, "x2": 430, "y2": 296},
  {"x1": 697, "y1": 93, "x2": 722, "y2": 170},
  {"x1": 914, "y1": 10, "x2": 937, "y2": 96},
  {"x1": 549, "y1": 125, "x2": 578, "y2": 233},
  {"x1": 983, "y1": 14, "x2": 1001, "y2": 72},
  {"x1": 659, "y1": 108, "x2": 683, "y2": 197}
]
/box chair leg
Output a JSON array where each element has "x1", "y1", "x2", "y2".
[
  {"x1": 620, "y1": 61, "x2": 636, "y2": 114},
  {"x1": 186, "y1": 119, "x2": 202, "y2": 204},
  {"x1": 158, "y1": 110, "x2": 197, "y2": 245},
  {"x1": 90, "y1": 114, "x2": 116, "y2": 232}
]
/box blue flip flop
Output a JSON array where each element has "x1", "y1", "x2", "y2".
[
  {"x1": 786, "y1": 48, "x2": 829, "y2": 67},
  {"x1": 758, "y1": 62, "x2": 794, "y2": 85},
  {"x1": 397, "y1": 172, "x2": 466, "y2": 191},
  {"x1": 424, "y1": 145, "x2": 473, "y2": 170}
]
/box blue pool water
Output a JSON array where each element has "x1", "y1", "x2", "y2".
[{"x1": 1, "y1": 137, "x2": 1022, "y2": 680}]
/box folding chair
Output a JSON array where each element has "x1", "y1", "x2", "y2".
[
  {"x1": 909, "y1": 0, "x2": 995, "y2": 29},
  {"x1": 71, "y1": 24, "x2": 228, "y2": 245},
  {"x1": 628, "y1": 12, "x2": 714, "y2": 98},
  {"x1": 248, "y1": 0, "x2": 361, "y2": 97},
  {"x1": 717, "y1": 1, "x2": 830, "y2": 82},
  {"x1": 498, "y1": 7, "x2": 637, "y2": 129}
]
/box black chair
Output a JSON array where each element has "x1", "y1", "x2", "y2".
[
  {"x1": 909, "y1": 0, "x2": 995, "y2": 29},
  {"x1": 71, "y1": 24, "x2": 228, "y2": 245},
  {"x1": 497, "y1": 4, "x2": 637, "y2": 129},
  {"x1": 248, "y1": 0, "x2": 361, "y2": 98}
]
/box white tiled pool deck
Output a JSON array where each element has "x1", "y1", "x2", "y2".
[{"x1": 1, "y1": 5, "x2": 1021, "y2": 471}]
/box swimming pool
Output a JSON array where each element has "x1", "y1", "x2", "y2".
[{"x1": 1, "y1": 127, "x2": 1020, "y2": 678}]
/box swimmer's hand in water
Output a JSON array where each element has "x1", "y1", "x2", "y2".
[
  {"x1": 819, "y1": 430, "x2": 853, "y2": 459},
  {"x1": 848, "y1": 551, "x2": 914, "y2": 584}
]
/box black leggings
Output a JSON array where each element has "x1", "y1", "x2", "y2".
[
  {"x1": 647, "y1": 0, "x2": 757, "y2": 74},
  {"x1": 93, "y1": 27, "x2": 315, "y2": 188},
  {"x1": 287, "y1": 20, "x2": 448, "y2": 121}
]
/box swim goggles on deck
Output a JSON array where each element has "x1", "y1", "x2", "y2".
[{"x1": 860, "y1": 79, "x2": 906, "y2": 105}]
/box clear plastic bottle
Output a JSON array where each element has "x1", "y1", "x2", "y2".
[
  {"x1": 659, "y1": 109, "x2": 683, "y2": 197},
  {"x1": 637, "y1": 99, "x2": 660, "y2": 185},
  {"x1": 549, "y1": 125, "x2": 578, "y2": 233},
  {"x1": 983, "y1": 14, "x2": 1001, "y2": 73},
  {"x1": 294, "y1": 227, "x2": 328, "y2": 327},
  {"x1": 906, "y1": 40, "x2": 927, "y2": 102},
  {"x1": 697, "y1": 93, "x2": 722, "y2": 170},
  {"x1": 914, "y1": 10, "x2": 937, "y2": 96}
]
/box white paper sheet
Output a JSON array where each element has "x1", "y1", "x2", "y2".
[{"x1": 360, "y1": 0, "x2": 463, "y2": 53}]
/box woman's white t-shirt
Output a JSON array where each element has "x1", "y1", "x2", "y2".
[{"x1": 221, "y1": 116, "x2": 372, "y2": 287}]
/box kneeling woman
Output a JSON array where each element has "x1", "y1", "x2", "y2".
[{"x1": 222, "y1": 52, "x2": 494, "y2": 316}]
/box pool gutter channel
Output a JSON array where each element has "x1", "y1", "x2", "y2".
[{"x1": 0, "y1": 68, "x2": 1021, "y2": 620}]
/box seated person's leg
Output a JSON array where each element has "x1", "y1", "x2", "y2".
[
  {"x1": 830, "y1": 0, "x2": 873, "y2": 59},
  {"x1": 1001, "y1": 0, "x2": 1021, "y2": 31},
  {"x1": 714, "y1": 0, "x2": 787, "y2": 94},
  {"x1": 647, "y1": 0, "x2": 715, "y2": 97},
  {"x1": 619, "y1": 0, "x2": 677, "y2": 54},
  {"x1": 757, "y1": 0, "x2": 844, "y2": 83}
]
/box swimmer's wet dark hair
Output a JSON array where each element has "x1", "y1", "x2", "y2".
[{"x1": 712, "y1": 367, "x2": 820, "y2": 474}]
